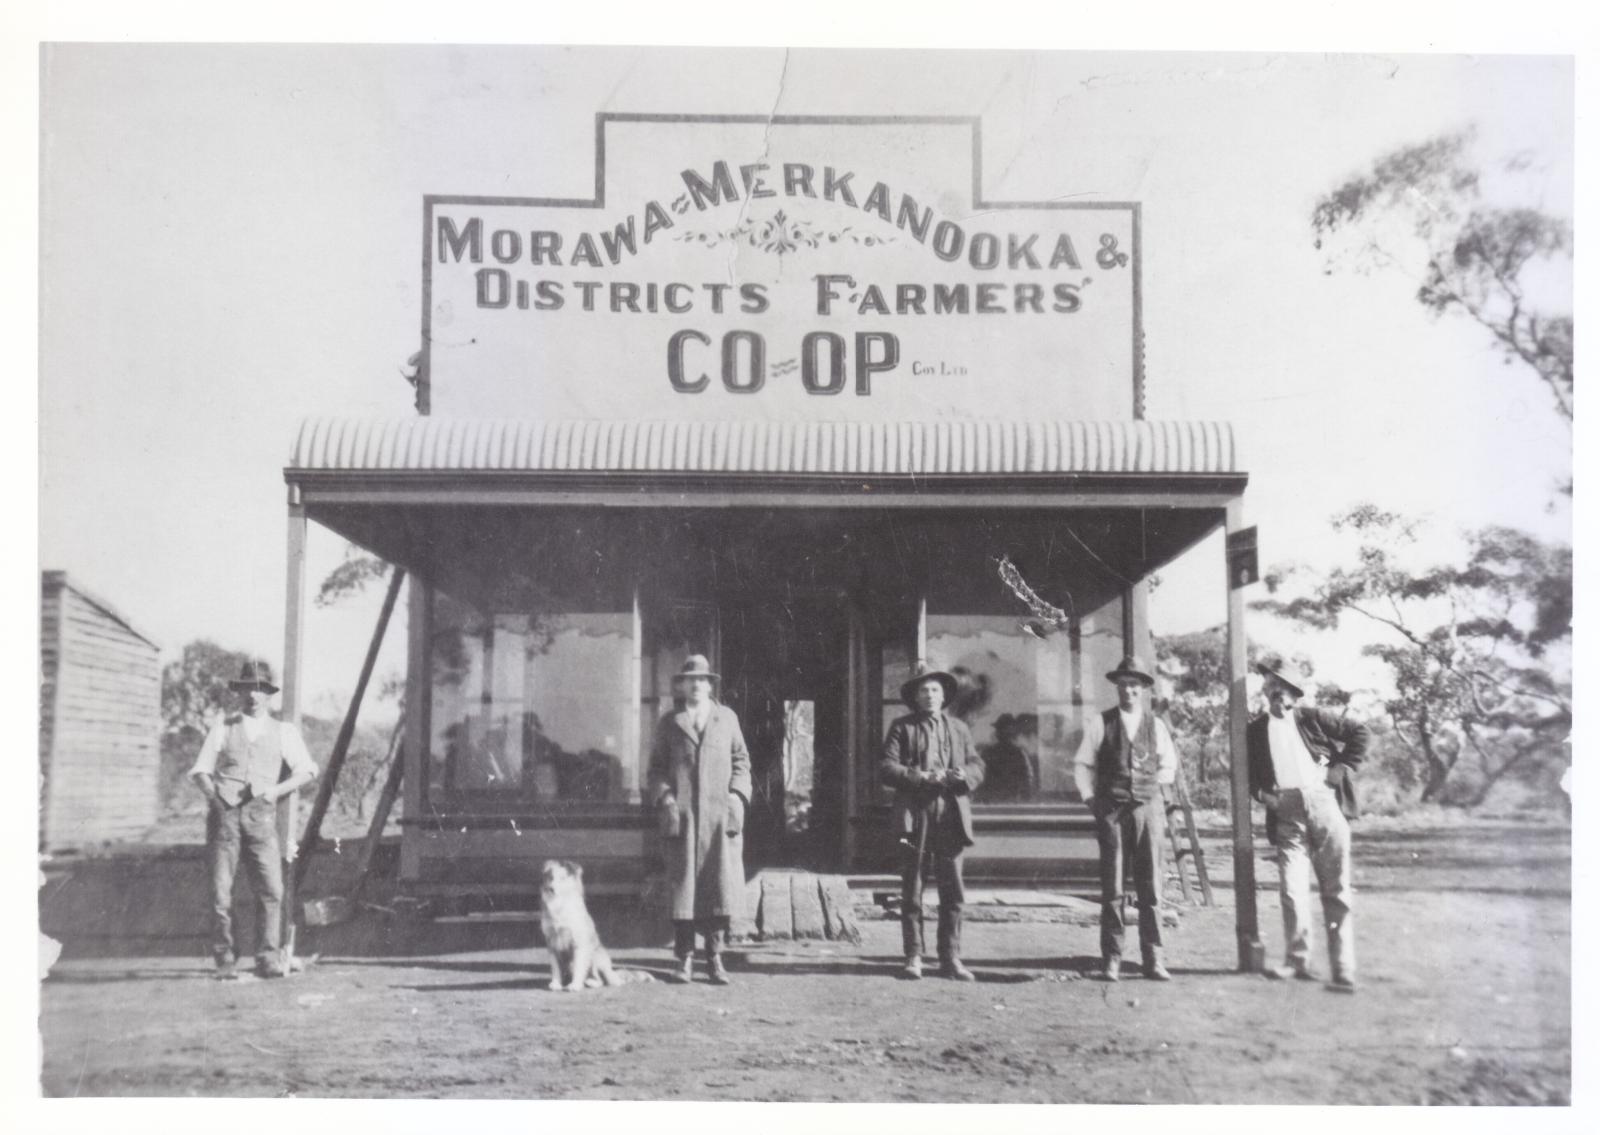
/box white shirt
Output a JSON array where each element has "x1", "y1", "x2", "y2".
[
  {"x1": 687, "y1": 702, "x2": 712, "y2": 733},
  {"x1": 189, "y1": 713, "x2": 317, "y2": 778},
  {"x1": 1266, "y1": 711, "x2": 1324, "y2": 792},
  {"x1": 1073, "y1": 708, "x2": 1178, "y2": 802}
]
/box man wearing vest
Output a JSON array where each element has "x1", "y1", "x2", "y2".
[
  {"x1": 189, "y1": 662, "x2": 319, "y2": 978},
  {"x1": 1246, "y1": 663, "x2": 1370, "y2": 993},
  {"x1": 1074, "y1": 656, "x2": 1178, "y2": 982},
  {"x1": 880, "y1": 665, "x2": 986, "y2": 981}
]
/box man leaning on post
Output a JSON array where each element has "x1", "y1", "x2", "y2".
[
  {"x1": 1247, "y1": 662, "x2": 1369, "y2": 993},
  {"x1": 189, "y1": 661, "x2": 318, "y2": 979},
  {"x1": 1074, "y1": 655, "x2": 1178, "y2": 982}
]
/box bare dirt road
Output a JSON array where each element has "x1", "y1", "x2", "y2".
[{"x1": 39, "y1": 820, "x2": 1570, "y2": 1103}]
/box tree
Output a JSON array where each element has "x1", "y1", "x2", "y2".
[
  {"x1": 1254, "y1": 506, "x2": 1571, "y2": 805},
  {"x1": 1154, "y1": 629, "x2": 1303, "y2": 808},
  {"x1": 1313, "y1": 129, "x2": 1573, "y2": 428}
]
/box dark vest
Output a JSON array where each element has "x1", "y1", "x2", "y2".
[
  {"x1": 1094, "y1": 707, "x2": 1160, "y2": 803},
  {"x1": 212, "y1": 716, "x2": 284, "y2": 806}
]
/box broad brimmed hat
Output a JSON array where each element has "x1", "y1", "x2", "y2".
[
  {"x1": 1256, "y1": 663, "x2": 1304, "y2": 699},
  {"x1": 229, "y1": 661, "x2": 280, "y2": 695},
  {"x1": 901, "y1": 665, "x2": 959, "y2": 707},
  {"x1": 1104, "y1": 655, "x2": 1155, "y2": 687},
  {"x1": 672, "y1": 654, "x2": 719, "y2": 683}
]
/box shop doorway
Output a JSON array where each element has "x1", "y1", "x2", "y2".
[{"x1": 720, "y1": 592, "x2": 849, "y2": 872}]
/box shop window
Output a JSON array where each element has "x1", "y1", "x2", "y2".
[
  {"x1": 428, "y1": 589, "x2": 635, "y2": 807},
  {"x1": 926, "y1": 599, "x2": 1123, "y2": 803}
]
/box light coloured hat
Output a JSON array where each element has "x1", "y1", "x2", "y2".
[{"x1": 672, "y1": 654, "x2": 719, "y2": 683}]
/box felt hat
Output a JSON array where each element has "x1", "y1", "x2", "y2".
[
  {"x1": 672, "y1": 654, "x2": 720, "y2": 683},
  {"x1": 900, "y1": 664, "x2": 959, "y2": 707},
  {"x1": 229, "y1": 661, "x2": 280, "y2": 695},
  {"x1": 1256, "y1": 663, "x2": 1305, "y2": 700},
  {"x1": 1104, "y1": 655, "x2": 1156, "y2": 687}
]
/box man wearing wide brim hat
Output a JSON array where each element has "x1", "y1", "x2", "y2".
[
  {"x1": 1073, "y1": 655, "x2": 1179, "y2": 982},
  {"x1": 189, "y1": 661, "x2": 319, "y2": 978},
  {"x1": 647, "y1": 654, "x2": 752, "y2": 985},
  {"x1": 879, "y1": 664, "x2": 986, "y2": 980},
  {"x1": 1246, "y1": 662, "x2": 1371, "y2": 992}
]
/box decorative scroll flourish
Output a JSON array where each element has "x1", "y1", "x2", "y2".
[{"x1": 675, "y1": 210, "x2": 895, "y2": 257}]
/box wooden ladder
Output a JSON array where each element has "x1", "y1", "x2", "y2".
[{"x1": 1163, "y1": 764, "x2": 1214, "y2": 906}]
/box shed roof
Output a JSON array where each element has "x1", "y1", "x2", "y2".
[
  {"x1": 41, "y1": 570, "x2": 160, "y2": 651},
  {"x1": 289, "y1": 418, "x2": 1239, "y2": 476}
]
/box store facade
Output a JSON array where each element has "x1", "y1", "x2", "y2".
[{"x1": 279, "y1": 116, "x2": 1255, "y2": 926}]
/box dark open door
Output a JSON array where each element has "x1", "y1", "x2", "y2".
[{"x1": 720, "y1": 592, "x2": 848, "y2": 872}]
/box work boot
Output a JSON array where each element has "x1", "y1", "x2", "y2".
[
  {"x1": 1143, "y1": 956, "x2": 1172, "y2": 982},
  {"x1": 1102, "y1": 956, "x2": 1122, "y2": 983},
  {"x1": 669, "y1": 953, "x2": 694, "y2": 984},
  {"x1": 253, "y1": 955, "x2": 288, "y2": 979},
  {"x1": 902, "y1": 955, "x2": 924, "y2": 980},
  {"x1": 704, "y1": 929, "x2": 732, "y2": 985},
  {"x1": 1327, "y1": 974, "x2": 1358, "y2": 994},
  {"x1": 937, "y1": 907, "x2": 975, "y2": 981},
  {"x1": 1265, "y1": 962, "x2": 1319, "y2": 982},
  {"x1": 212, "y1": 951, "x2": 237, "y2": 980}
]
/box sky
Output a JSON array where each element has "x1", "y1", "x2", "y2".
[{"x1": 31, "y1": 44, "x2": 1573, "y2": 711}]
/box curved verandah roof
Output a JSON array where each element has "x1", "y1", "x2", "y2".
[{"x1": 283, "y1": 417, "x2": 1246, "y2": 581}]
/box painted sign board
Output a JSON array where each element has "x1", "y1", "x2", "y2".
[
  {"x1": 423, "y1": 115, "x2": 1141, "y2": 421},
  {"x1": 1227, "y1": 526, "x2": 1259, "y2": 589}
]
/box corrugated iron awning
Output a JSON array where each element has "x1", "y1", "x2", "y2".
[{"x1": 290, "y1": 418, "x2": 1238, "y2": 476}]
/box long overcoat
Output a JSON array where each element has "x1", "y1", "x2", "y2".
[{"x1": 647, "y1": 704, "x2": 753, "y2": 921}]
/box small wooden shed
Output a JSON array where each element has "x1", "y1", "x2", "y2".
[{"x1": 39, "y1": 571, "x2": 162, "y2": 851}]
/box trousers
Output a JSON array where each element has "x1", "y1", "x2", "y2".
[
  {"x1": 206, "y1": 796, "x2": 283, "y2": 963},
  {"x1": 900, "y1": 839, "x2": 966, "y2": 958},
  {"x1": 1274, "y1": 786, "x2": 1355, "y2": 980},
  {"x1": 1094, "y1": 796, "x2": 1166, "y2": 963},
  {"x1": 674, "y1": 916, "x2": 730, "y2": 960}
]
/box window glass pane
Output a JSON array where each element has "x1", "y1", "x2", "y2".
[
  {"x1": 927, "y1": 599, "x2": 1122, "y2": 802},
  {"x1": 429, "y1": 588, "x2": 634, "y2": 806}
]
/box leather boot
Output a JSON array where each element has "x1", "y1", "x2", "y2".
[
  {"x1": 901, "y1": 908, "x2": 925, "y2": 978},
  {"x1": 1143, "y1": 948, "x2": 1172, "y2": 982},
  {"x1": 705, "y1": 927, "x2": 732, "y2": 985},
  {"x1": 937, "y1": 907, "x2": 974, "y2": 981},
  {"x1": 670, "y1": 922, "x2": 695, "y2": 983}
]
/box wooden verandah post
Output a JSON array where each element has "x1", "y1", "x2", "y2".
[
  {"x1": 278, "y1": 490, "x2": 308, "y2": 966},
  {"x1": 1226, "y1": 498, "x2": 1265, "y2": 972}
]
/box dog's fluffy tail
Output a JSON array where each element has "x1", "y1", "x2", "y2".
[{"x1": 606, "y1": 968, "x2": 658, "y2": 985}]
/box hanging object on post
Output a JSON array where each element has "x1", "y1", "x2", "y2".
[{"x1": 1226, "y1": 527, "x2": 1259, "y2": 590}]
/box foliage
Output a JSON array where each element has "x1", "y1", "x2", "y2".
[
  {"x1": 1154, "y1": 629, "x2": 1301, "y2": 809},
  {"x1": 317, "y1": 547, "x2": 392, "y2": 608},
  {"x1": 158, "y1": 636, "x2": 403, "y2": 824},
  {"x1": 1313, "y1": 129, "x2": 1573, "y2": 427},
  {"x1": 1254, "y1": 506, "x2": 1571, "y2": 805}
]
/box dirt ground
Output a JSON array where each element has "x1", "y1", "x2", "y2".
[{"x1": 39, "y1": 820, "x2": 1570, "y2": 1103}]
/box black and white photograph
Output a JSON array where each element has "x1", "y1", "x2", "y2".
[{"x1": 13, "y1": 5, "x2": 1585, "y2": 1119}]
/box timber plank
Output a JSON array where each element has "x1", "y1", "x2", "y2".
[
  {"x1": 818, "y1": 875, "x2": 862, "y2": 944},
  {"x1": 758, "y1": 872, "x2": 793, "y2": 939},
  {"x1": 790, "y1": 871, "x2": 825, "y2": 938}
]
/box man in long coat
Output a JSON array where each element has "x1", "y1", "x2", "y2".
[
  {"x1": 1246, "y1": 663, "x2": 1370, "y2": 992},
  {"x1": 880, "y1": 665, "x2": 986, "y2": 981},
  {"x1": 647, "y1": 654, "x2": 752, "y2": 985}
]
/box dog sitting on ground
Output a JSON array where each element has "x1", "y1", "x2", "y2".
[{"x1": 538, "y1": 860, "x2": 654, "y2": 991}]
